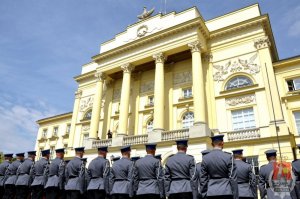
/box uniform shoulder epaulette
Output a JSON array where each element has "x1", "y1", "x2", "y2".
[
  {"x1": 292, "y1": 159, "x2": 299, "y2": 163},
  {"x1": 168, "y1": 154, "x2": 174, "y2": 158},
  {"x1": 260, "y1": 164, "x2": 267, "y2": 168},
  {"x1": 187, "y1": 154, "x2": 194, "y2": 158},
  {"x1": 223, "y1": 151, "x2": 231, "y2": 155}
]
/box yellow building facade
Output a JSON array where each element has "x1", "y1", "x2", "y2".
[{"x1": 35, "y1": 4, "x2": 300, "y2": 171}]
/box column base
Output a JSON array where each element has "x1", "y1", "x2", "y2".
[
  {"x1": 189, "y1": 121, "x2": 211, "y2": 138},
  {"x1": 148, "y1": 128, "x2": 164, "y2": 143},
  {"x1": 112, "y1": 135, "x2": 125, "y2": 147}
]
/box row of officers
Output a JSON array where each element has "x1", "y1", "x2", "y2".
[{"x1": 0, "y1": 134, "x2": 300, "y2": 199}]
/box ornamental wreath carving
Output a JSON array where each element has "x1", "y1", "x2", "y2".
[
  {"x1": 213, "y1": 53, "x2": 260, "y2": 82},
  {"x1": 140, "y1": 80, "x2": 154, "y2": 93},
  {"x1": 226, "y1": 94, "x2": 255, "y2": 106},
  {"x1": 173, "y1": 71, "x2": 192, "y2": 85},
  {"x1": 80, "y1": 97, "x2": 94, "y2": 112},
  {"x1": 82, "y1": 125, "x2": 90, "y2": 132}
]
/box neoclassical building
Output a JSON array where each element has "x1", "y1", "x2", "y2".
[{"x1": 35, "y1": 4, "x2": 300, "y2": 174}]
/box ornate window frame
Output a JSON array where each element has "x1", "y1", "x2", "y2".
[
  {"x1": 222, "y1": 73, "x2": 255, "y2": 91},
  {"x1": 181, "y1": 111, "x2": 194, "y2": 129},
  {"x1": 82, "y1": 108, "x2": 92, "y2": 121}
]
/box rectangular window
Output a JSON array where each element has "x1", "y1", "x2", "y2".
[
  {"x1": 231, "y1": 108, "x2": 256, "y2": 130},
  {"x1": 183, "y1": 88, "x2": 192, "y2": 98},
  {"x1": 53, "y1": 127, "x2": 59, "y2": 136},
  {"x1": 64, "y1": 144, "x2": 68, "y2": 154},
  {"x1": 82, "y1": 134, "x2": 89, "y2": 147},
  {"x1": 42, "y1": 129, "x2": 48, "y2": 138},
  {"x1": 287, "y1": 78, "x2": 300, "y2": 91},
  {"x1": 66, "y1": 124, "x2": 71, "y2": 134},
  {"x1": 245, "y1": 155, "x2": 259, "y2": 181},
  {"x1": 294, "y1": 111, "x2": 300, "y2": 135}
]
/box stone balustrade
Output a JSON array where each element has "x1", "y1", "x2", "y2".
[
  {"x1": 161, "y1": 129, "x2": 189, "y2": 141},
  {"x1": 92, "y1": 138, "x2": 112, "y2": 148},
  {"x1": 227, "y1": 128, "x2": 260, "y2": 141},
  {"x1": 123, "y1": 134, "x2": 148, "y2": 146}
]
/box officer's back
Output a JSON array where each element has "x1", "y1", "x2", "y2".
[
  {"x1": 65, "y1": 156, "x2": 83, "y2": 190},
  {"x1": 165, "y1": 139, "x2": 196, "y2": 199},
  {"x1": 45, "y1": 157, "x2": 65, "y2": 189},
  {"x1": 292, "y1": 158, "x2": 300, "y2": 199},
  {"x1": 87, "y1": 156, "x2": 108, "y2": 190},
  {"x1": 31, "y1": 157, "x2": 49, "y2": 186},
  {"x1": 0, "y1": 156, "x2": 11, "y2": 185},
  {"x1": 200, "y1": 135, "x2": 238, "y2": 199},
  {"x1": 15, "y1": 154, "x2": 35, "y2": 186}
]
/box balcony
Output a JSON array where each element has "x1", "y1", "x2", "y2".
[
  {"x1": 162, "y1": 129, "x2": 189, "y2": 141},
  {"x1": 226, "y1": 128, "x2": 260, "y2": 141},
  {"x1": 90, "y1": 128, "x2": 191, "y2": 149}
]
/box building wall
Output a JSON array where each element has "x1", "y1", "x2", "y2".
[{"x1": 35, "y1": 4, "x2": 300, "y2": 165}]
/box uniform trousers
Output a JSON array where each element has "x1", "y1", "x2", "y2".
[
  {"x1": 66, "y1": 190, "x2": 82, "y2": 199},
  {"x1": 0, "y1": 186, "x2": 4, "y2": 198},
  {"x1": 45, "y1": 187, "x2": 65, "y2": 199},
  {"x1": 2, "y1": 185, "x2": 15, "y2": 199},
  {"x1": 87, "y1": 189, "x2": 106, "y2": 199},
  {"x1": 207, "y1": 196, "x2": 233, "y2": 199},
  {"x1": 137, "y1": 194, "x2": 160, "y2": 199},
  {"x1": 111, "y1": 194, "x2": 130, "y2": 199},
  {"x1": 15, "y1": 185, "x2": 30, "y2": 199},
  {"x1": 169, "y1": 192, "x2": 193, "y2": 199},
  {"x1": 31, "y1": 185, "x2": 44, "y2": 199}
]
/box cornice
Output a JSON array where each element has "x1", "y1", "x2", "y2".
[
  {"x1": 210, "y1": 14, "x2": 279, "y2": 61},
  {"x1": 273, "y1": 55, "x2": 300, "y2": 69},
  {"x1": 36, "y1": 112, "x2": 73, "y2": 125},
  {"x1": 74, "y1": 70, "x2": 96, "y2": 83},
  {"x1": 92, "y1": 17, "x2": 209, "y2": 62}
]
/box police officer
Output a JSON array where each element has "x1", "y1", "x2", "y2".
[
  {"x1": 109, "y1": 145, "x2": 133, "y2": 199},
  {"x1": 3, "y1": 153, "x2": 25, "y2": 199},
  {"x1": 232, "y1": 149, "x2": 256, "y2": 199},
  {"x1": 15, "y1": 151, "x2": 36, "y2": 199},
  {"x1": 194, "y1": 149, "x2": 211, "y2": 199},
  {"x1": 45, "y1": 148, "x2": 66, "y2": 199},
  {"x1": 65, "y1": 147, "x2": 85, "y2": 199},
  {"x1": 259, "y1": 149, "x2": 292, "y2": 199},
  {"x1": 200, "y1": 135, "x2": 238, "y2": 199},
  {"x1": 291, "y1": 144, "x2": 300, "y2": 199},
  {"x1": 31, "y1": 149, "x2": 50, "y2": 199},
  {"x1": 87, "y1": 146, "x2": 110, "y2": 199},
  {"x1": 0, "y1": 153, "x2": 13, "y2": 198},
  {"x1": 133, "y1": 143, "x2": 164, "y2": 199},
  {"x1": 164, "y1": 139, "x2": 196, "y2": 199},
  {"x1": 155, "y1": 154, "x2": 165, "y2": 199}
]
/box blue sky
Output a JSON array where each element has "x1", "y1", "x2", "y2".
[{"x1": 0, "y1": 0, "x2": 299, "y2": 153}]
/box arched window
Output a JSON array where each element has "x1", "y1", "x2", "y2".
[
  {"x1": 83, "y1": 109, "x2": 92, "y2": 120},
  {"x1": 146, "y1": 119, "x2": 154, "y2": 133},
  {"x1": 182, "y1": 112, "x2": 194, "y2": 129},
  {"x1": 225, "y1": 76, "x2": 253, "y2": 90}
]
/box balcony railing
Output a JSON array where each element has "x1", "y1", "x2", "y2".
[
  {"x1": 123, "y1": 134, "x2": 148, "y2": 146},
  {"x1": 92, "y1": 139, "x2": 112, "y2": 148},
  {"x1": 227, "y1": 128, "x2": 260, "y2": 141},
  {"x1": 162, "y1": 129, "x2": 189, "y2": 141}
]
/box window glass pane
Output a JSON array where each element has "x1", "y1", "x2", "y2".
[
  {"x1": 294, "y1": 112, "x2": 300, "y2": 135},
  {"x1": 294, "y1": 78, "x2": 300, "y2": 90},
  {"x1": 182, "y1": 112, "x2": 194, "y2": 129},
  {"x1": 82, "y1": 134, "x2": 89, "y2": 147},
  {"x1": 245, "y1": 156, "x2": 259, "y2": 181},
  {"x1": 183, "y1": 88, "x2": 192, "y2": 98},
  {"x1": 84, "y1": 110, "x2": 92, "y2": 120},
  {"x1": 226, "y1": 76, "x2": 253, "y2": 90},
  {"x1": 231, "y1": 108, "x2": 256, "y2": 130}
]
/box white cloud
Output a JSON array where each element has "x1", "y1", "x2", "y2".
[{"x1": 0, "y1": 95, "x2": 59, "y2": 153}]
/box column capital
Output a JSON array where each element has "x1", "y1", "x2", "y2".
[
  {"x1": 121, "y1": 63, "x2": 134, "y2": 74},
  {"x1": 254, "y1": 36, "x2": 271, "y2": 49},
  {"x1": 153, "y1": 52, "x2": 166, "y2": 64},
  {"x1": 203, "y1": 53, "x2": 213, "y2": 63},
  {"x1": 95, "y1": 70, "x2": 107, "y2": 82},
  {"x1": 188, "y1": 40, "x2": 202, "y2": 53},
  {"x1": 75, "y1": 90, "x2": 82, "y2": 99}
]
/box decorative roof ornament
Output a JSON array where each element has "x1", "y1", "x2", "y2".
[{"x1": 137, "y1": 7, "x2": 155, "y2": 21}]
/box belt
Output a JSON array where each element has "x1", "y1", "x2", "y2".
[
  {"x1": 171, "y1": 178, "x2": 190, "y2": 181},
  {"x1": 210, "y1": 177, "x2": 229, "y2": 179},
  {"x1": 91, "y1": 177, "x2": 103, "y2": 179},
  {"x1": 115, "y1": 179, "x2": 128, "y2": 181},
  {"x1": 238, "y1": 182, "x2": 249, "y2": 184},
  {"x1": 69, "y1": 176, "x2": 79, "y2": 179},
  {"x1": 139, "y1": 178, "x2": 156, "y2": 181}
]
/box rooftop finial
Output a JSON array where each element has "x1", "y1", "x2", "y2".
[{"x1": 137, "y1": 7, "x2": 155, "y2": 21}]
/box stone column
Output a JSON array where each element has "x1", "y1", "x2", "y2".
[
  {"x1": 153, "y1": 52, "x2": 166, "y2": 132},
  {"x1": 254, "y1": 36, "x2": 288, "y2": 135},
  {"x1": 89, "y1": 70, "x2": 106, "y2": 139},
  {"x1": 68, "y1": 90, "x2": 82, "y2": 147},
  {"x1": 188, "y1": 40, "x2": 207, "y2": 124},
  {"x1": 118, "y1": 63, "x2": 134, "y2": 136}
]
